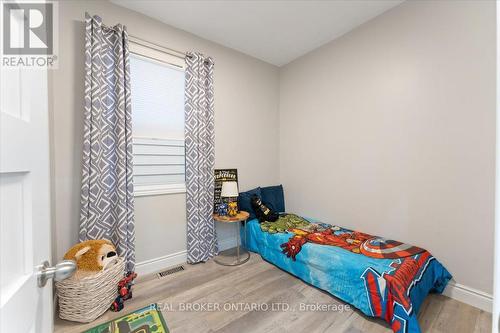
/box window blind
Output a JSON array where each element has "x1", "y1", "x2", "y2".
[{"x1": 133, "y1": 138, "x2": 185, "y2": 186}]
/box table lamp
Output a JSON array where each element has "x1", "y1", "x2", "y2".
[{"x1": 221, "y1": 181, "x2": 239, "y2": 216}]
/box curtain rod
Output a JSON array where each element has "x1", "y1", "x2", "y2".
[
  {"x1": 128, "y1": 35, "x2": 191, "y2": 59},
  {"x1": 128, "y1": 35, "x2": 212, "y2": 65},
  {"x1": 91, "y1": 16, "x2": 200, "y2": 61},
  {"x1": 86, "y1": 15, "x2": 188, "y2": 58}
]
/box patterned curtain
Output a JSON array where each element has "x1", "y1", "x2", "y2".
[
  {"x1": 79, "y1": 13, "x2": 135, "y2": 271},
  {"x1": 185, "y1": 52, "x2": 217, "y2": 264}
]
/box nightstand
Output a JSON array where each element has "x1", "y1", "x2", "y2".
[{"x1": 213, "y1": 211, "x2": 250, "y2": 266}]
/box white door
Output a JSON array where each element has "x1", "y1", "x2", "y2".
[
  {"x1": 0, "y1": 51, "x2": 53, "y2": 333},
  {"x1": 495, "y1": 3, "x2": 500, "y2": 332}
]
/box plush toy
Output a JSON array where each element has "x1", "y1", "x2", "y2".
[
  {"x1": 228, "y1": 201, "x2": 238, "y2": 217},
  {"x1": 251, "y1": 195, "x2": 279, "y2": 223},
  {"x1": 217, "y1": 203, "x2": 228, "y2": 216},
  {"x1": 63, "y1": 239, "x2": 118, "y2": 271}
]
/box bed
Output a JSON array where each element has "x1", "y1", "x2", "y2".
[{"x1": 242, "y1": 215, "x2": 451, "y2": 333}]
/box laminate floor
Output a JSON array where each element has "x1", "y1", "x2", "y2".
[{"x1": 54, "y1": 253, "x2": 491, "y2": 333}]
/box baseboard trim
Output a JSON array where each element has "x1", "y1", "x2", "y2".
[
  {"x1": 443, "y1": 282, "x2": 492, "y2": 312},
  {"x1": 135, "y1": 237, "x2": 236, "y2": 276},
  {"x1": 135, "y1": 250, "x2": 187, "y2": 276}
]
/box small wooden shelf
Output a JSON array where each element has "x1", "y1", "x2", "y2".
[{"x1": 213, "y1": 211, "x2": 249, "y2": 223}]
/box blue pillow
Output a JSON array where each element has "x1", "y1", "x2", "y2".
[
  {"x1": 238, "y1": 187, "x2": 261, "y2": 220},
  {"x1": 260, "y1": 185, "x2": 285, "y2": 213},
  {"x1": 261, "y1": 185, "x2": 285, "y2": 213}
]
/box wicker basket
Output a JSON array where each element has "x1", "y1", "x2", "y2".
[{"x1": 56, "y1": 257, "x2": 125, "y2": 323}]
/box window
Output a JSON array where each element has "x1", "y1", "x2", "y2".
[{"x1": 130, "y1": 42, "x2": 186, "y2": 196}]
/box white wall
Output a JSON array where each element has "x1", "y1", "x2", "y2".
[
  {"x1": 279, "y1": 0, "x2": 495, "y2": 299},
  {"x1": 50, "y1": 0, "x2": 279, "y2": 270},
  {"x1": 51, "y1": 0, "x2": 496, "y2": 310}
]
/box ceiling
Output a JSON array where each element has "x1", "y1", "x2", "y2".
[{"x1": 112, "y1": 0, "x2": 403, "y2": 67}]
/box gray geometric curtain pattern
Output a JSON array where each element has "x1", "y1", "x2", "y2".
[
  {"x1": 79, "y1": 13, "x2": 135, "y2": 271},
  {"x1": 185, "y1": 52, "x2": 217, "y2": 264}
]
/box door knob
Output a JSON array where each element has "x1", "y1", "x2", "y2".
[{"x1": 37, "y1": 260, "x2": 76, "y2": 287}]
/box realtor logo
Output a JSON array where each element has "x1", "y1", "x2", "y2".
[{"x1": 2, "y1": 1, "x2": 58, "y2": 67}]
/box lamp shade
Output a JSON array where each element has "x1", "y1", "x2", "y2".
[{"x1": 221, "y1": 181, "x2": 239, "y2": 198}]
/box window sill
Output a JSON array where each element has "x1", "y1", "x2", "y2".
[{"x1": 134, "y1": 184, "x2": 186, "y2": 197}]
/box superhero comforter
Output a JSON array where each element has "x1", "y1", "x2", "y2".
[{"x1": 243, "y1": 215, "x2": 451, "y2": 333}]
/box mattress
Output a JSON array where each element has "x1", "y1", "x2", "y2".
[{"x1": 242, "y1": 216, "x2": 451, "y2": 333}]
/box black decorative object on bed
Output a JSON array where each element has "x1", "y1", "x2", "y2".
[
  {"x1": 251, "y1": 195, "x2": 279, "y2": 223},
  {"x1": 239, "y1": 184, "x2": 285, "y2": 220}
]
